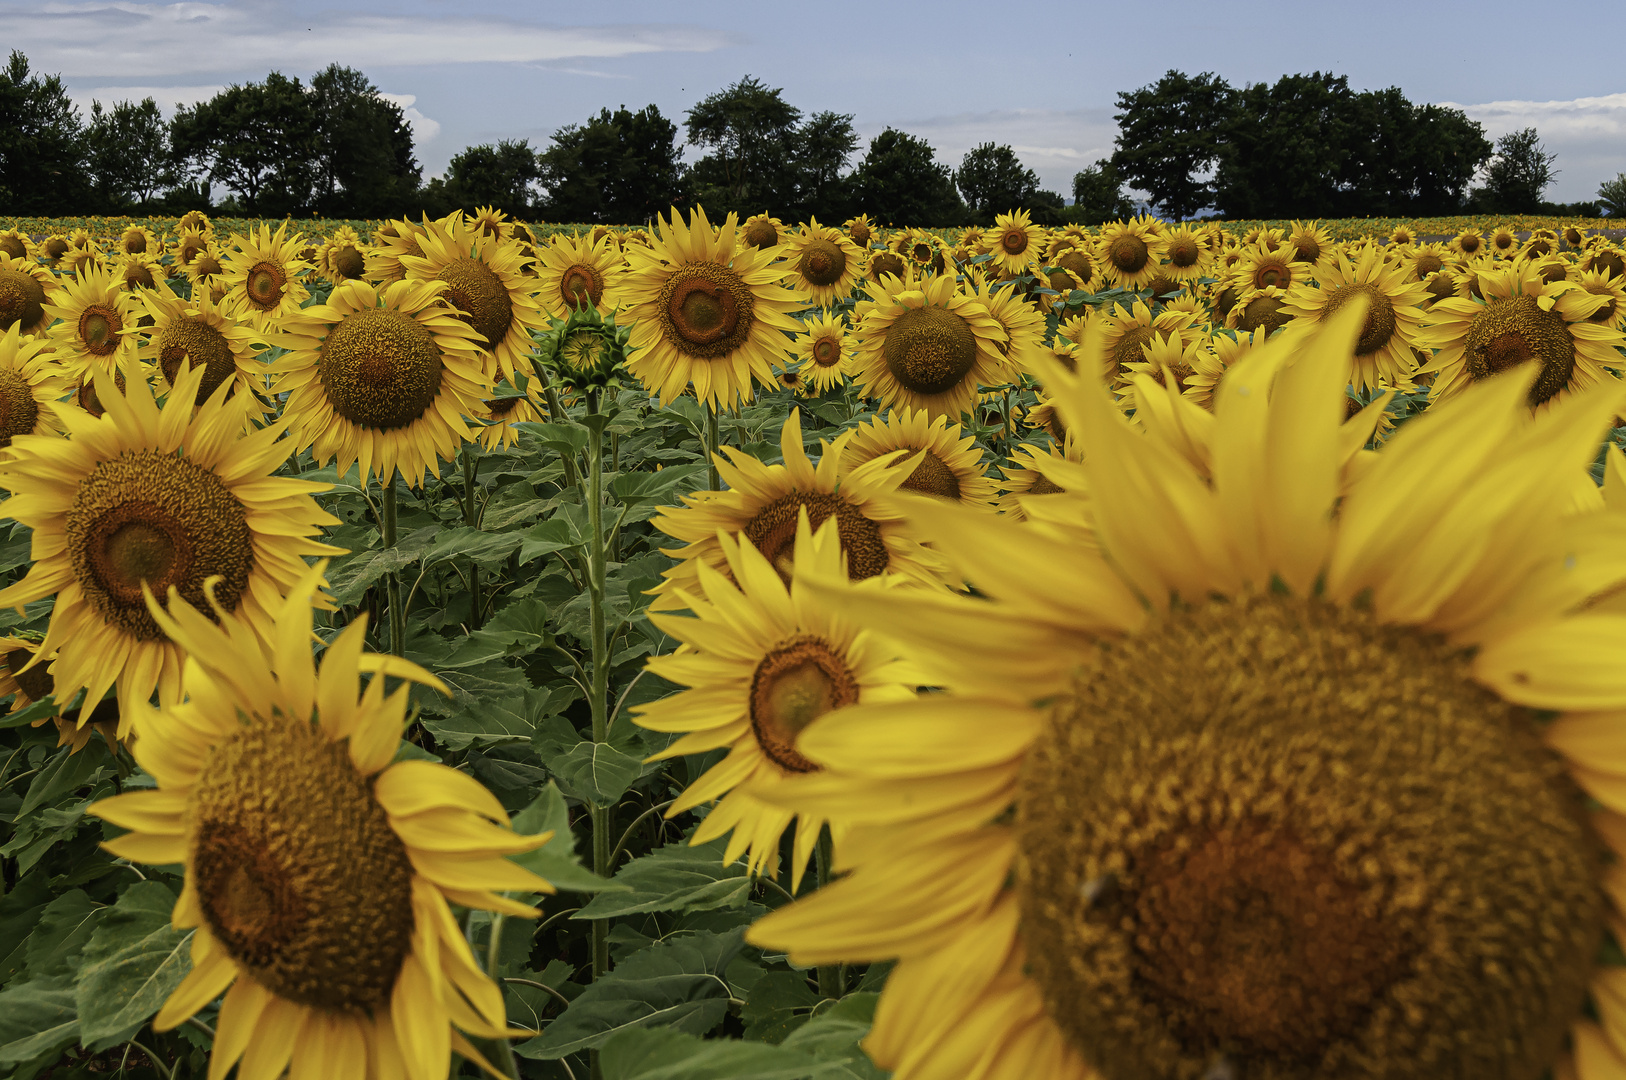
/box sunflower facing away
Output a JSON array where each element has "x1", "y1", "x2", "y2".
[
  {"x1": 636, "y1": 515, "x2": 919, "y2": 887},
  {"x1": 318, "y1": 225, "x2": 369, "y2": 285},
  {"x1": 747, "y1": 303, "x2": 1626, "y2": 1080},
  {"x1": 842, "y1": 407, "x2": 997, "y2": 509},
  {"x1": 788, "y1": 311, "x2": 854, "y2": 394},
  {"x1": 779, "y1": 218, "x2": 865, "y2": 308},
  {"x1": 271, "y1": 279, "x2": 491, "y2": 487},
  {"x1": 619, "y1": 207, "x2": 804, "y2": 409},
  {"x1": 533, "y1": 232, "x2": 626, "y2": 321},
  {"x1": 649, "y1": 409, "x2": 949, "y2": 608},
  {"x1": 88, "y1": 563, "x2": 554, "y2": 1080},
  {"x1": 850, "y1": 271, "x2": 1008, "y2": 420},
  {"x1": 0, "y1": 361, "x2": 340, "y2": 720},
  {"x1": 219, "y1": 223, "x2": 314, "y2": 331}
]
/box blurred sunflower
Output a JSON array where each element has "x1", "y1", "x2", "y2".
[
  {"x1": 747, "y1": 308, "x2": 1626, "y2": 1080},
  {"x1": 789, "y1": 311, "x2": 853, "y2": 394},
  {"x1": 844, "y1": 214, "x2": 876, "y2": 249},
  {"x1": 637, "y1": 516, "x2": 919, "y2": 888},
  {"x1": 1523, "y1": 234, "x2": 1557, "y2": 260},
  {"x1": 401, "y1": 217, "x2": 548, "y2": 384},
  {"x1": 0, "y1": 636, "x2": 117, "y2": 754},
  {"x1": 995, "y1": 437, "x2": 1079, "y2": 520},
  {"x1": 0, "y1": 254, "x2": 56, "y2": 337},
  {"x1": 851, "y1": 271, "x2": 1008, "y2": 420},
  {"x1": 1159, "y1": 225, "x2": 1212, "y2": 283},
  {"x1": 867, "y1": 250, "x2": 910, "y2": 285},
  {"x1": 0, "y1": 229, "x2": 33, "y2": 262},
  {"x1": 88, "y1": 563, "x2": 552, "y2": 1080},
  {"x1": 1452, "y1": 228, "x2": 1486, "y2": 257},
  {"x1": 1117, "y1": 329, "x2": 1208, "y2": 412},
  {"x1": 368, "y1": 218, "x2": 427, "y2": 285},
  {"x1": 0, "y1": 360, "x2": 339, "y2": 719},
  {"x1": 1489, "y1": 226, "x2": 1520, "y2": 257},
  {"x1": 1284, "y1": 220, "x2": 1334, "y2": 269},
  {"x1": 1226, "y1": 285, "x2": 1295, "y2": 335},
  {"x1": 981, "y1": 210, "x2": 1044, "y2": 277},
  {"x1": 1422, "y1": 260, "x2": 1625, "y2": 410},
  {"x1": 137, "y1": 286, "x2": 268, "y2": 419},
  {"x1": 742, "y1": 213, "x2": 784, "y2": 249},
  {"x1": 1283, "y1": 247, "x2": 1432, "y2": 393},
  {"x1": 318, "y1": 225, "x2": 369, "y2": 285},
  {"x1": 114, "y1": 225, "x2": 159, "y2": 258},
  {"x1": 1182, "y1": 326, "x2": 1272, "y2": 411},
  {"x1": 37, "y1": 235, "x2": 70, "y2": 268},
  {"x1": 649, "y1": 410, "x2": 949, "y2": 606},
  {"x1": 1388, "y1": 224, "x2": 1416, "y2": 246},
  {"x1": 843, "y1": 407, "x2": 997, "y2": 508},
  {"x1": 176, "y1": 209, "x2": 212, "y2": 235},
  {"x1": 780, "y1": 218, "x2": 864, "y2": 308},
  {"x1": 271, "y1": 279, "x2": 491, "y2": 487},
  {"x1": 534, "y1": 232, "x2": 625, "y2": 320},
  {"x1": 1582, "y1": 246, "x2": 1625, "y2": 281},
  {"x1": 619, "y1": 207, "x2": 803, "y2": 409},
  {"x1": 1021, "y1": 393, "x2": 1068, "y2": 444},
  {"x1": 1098, "y1": 218, "x2": 1164, "y2": 290}
]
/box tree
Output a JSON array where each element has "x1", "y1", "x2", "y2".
[
  {"x1": 537, "y1": 105, "x2": 686, "y2": 224},
  {"x1": 1335, "y1": 90, "x2": 1489, "y2": 216},
  {"x1": 790, "y1": 110, "x2": 859, "y2": 222},
  {"x1": 850, "y1": 129, "x2": 963, "y2": 225},
  {"x1": 1110, "y1": 70, "x2": 1233, "y2": 221},
  {"x1": 0, "y1": 51, "x2": 91, "y2": 214},
  {"x1": 1476, "y1": 127, "x2": 1558, "y2": 213},
  {"x1": 1212, "y1": 72, "x2": 1357, "y2": 219},
  {"x1": 955, "y1": 143, "x2": 1040, "y2": 218},
  {"x1": 1071, "y1": 159, "x2": 1135, "y2": 224},
  {"x1": 441, "y1": 140, "x2": 540, "y2": 216},
  {"x1": 309, "y1": 65, "x2": 420, "y2": 218},
  {"x1": 171, "y1": 72, "x2": 319, "y2": 215},
  {"x1": 84, "y1": 97, "x2": 173, "y2": 208},
  {"x1": 685, "y1": 76, "x2": 801, "y2": 211},
  {"x1": 1601, "y1": 174, "x2": 1626, "y2": 216}
]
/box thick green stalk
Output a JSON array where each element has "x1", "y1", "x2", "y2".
[
  {"x1": 485, "y1": 913, "x2": 520, "y2": 1080},
  {"x1": 529, "y1": 359, "x2": 580, "y2": 490},
  {"x1": 586, "y1": 389, "x2": 612, "y2": 982},
  {"x1": 705, "y1": 400, "x2": 720, "y2": 491},
  {"x1": 814, "y1": 828, "x2": 841, "y2": 998},
  {"x1": 382, "y1": 472, "x2": 404, "y2": 656},
  {"x1": 462, "y1": 442, "x2": 483, "y2": 629}
]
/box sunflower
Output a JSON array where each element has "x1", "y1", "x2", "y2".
[
  {"x1": 533, "y1": 232, "x2": 626, "y2": 321},
  {"x1": 1282, "y1": 246, "x2": 1432, "y2": 393},
  {"x1": 1453, "y1": 227, "x2": 1486, "y2": 257},
  {"x1": 649, "y1": 410, "x2": 950, "y2": 607},
  {"x1": 1021, "y1": 393, "x2": 1068, "y2": 443},
  {"x1": 1564, "y1": 225, "x2": 1589, "y2": 249},
  {"x1": 87, "y1": 563, "x2": 553, "y2": 1080},
  {"x1": 218, "y1": 223, "x2": 313, "y2": 331},
  {"x1": 747, "y1": 306, "x2": 1626, "y2": 1080},
  {"x1": 470, "y1": 381, "x2": 547, "y2": 453},
  {"x1": 1117, "y1": 328, "x2": 1208, "y2": 412},
  {"x1": 1233, "y1": 242, "x2": 1304, "y2": 294},
  {"x1": 1094, "y1": 299, "x2": 1202, "y2": 384},
  {"x1": 1583, "y1": 246, "x2": 1626, "y2": 281},
  {"x1": 368, "y1": 218, "x2": 427, "y2": 285},
  {"x1": 843, "y1": 407, "x2": 997, "y2": 508},
  {"x1": 1422, "y1": 260, "x2": 1626, "y2": 410},
  {"x1": 789, "y1": 311, "x2": 854, "y2": 394},
  {"x1": 1388, "y1": 224, "x2": 1416, "y2": 246},
  {"x1": 37, "y1": 235, "x2": 70, "y2": 268},
  {"x1": 114, "y1": 225, "x2": 159, "y2": 258},
  {"x1": 1182, "y1": 327, "x2": 1271, "y2": 411},
  {"x1": 0, "y1": 361, "x2": 339, "y2": 718},
  {"x1": 1490, "y1": 226, "x2": 1520, "y2": 257},
  {"x1": 1158, "y1": 225, "x2": 1213, "y2": 283},
  {"x1": 0, "y1": 635, "x2": 118, "y2": 754},
  {"x1": 637, "y1": 516, "x2": 918, "y2": 887},
  {"x1": 850, "y1": 271, "x2": 1009, "y2": 419},
  {"x1": 171, "y1": 227, "x2": 210, "y2": 270},
  {"x1": 176, "y1": 209, "x2": 212, "y2": 236},
  {"x1": 892, "y1": 228, "x2": 942, "y2": 273},
  {"x1": 271, "y1": 279, "x2": 491, "y2": 487},
  {"x1": 980, "y1": 210, "x2": 1044, "y2": 278},
  {"x1": 995, "y1": 437, "x2": 1079, "y2": 520},
  {"x1": 740, "y1": 213, "x2": 783, "y2": 250},
  {"x1": 1097, "y1": 218, "x2": 1165, "y2": 290},
  {"x1": 136, "y1": 285, "x2": 269, "y2": 420},
  {"x1": 0, "y1": 323, "x2": 76, "y2": 450},
  {"x1": 779, "y1": 218, "x2": 864, "y2": 308},
  {"x1": 1226, "y1": 285, "x2": 1294, "y2": 335},
  {"x1": 1284, "y1": 219, "x2": 1334, "y2": 269},
  {"x1": 620, "y1": 207, "x2": 803, "y2": 409},
  {"x1": 60, "y1": 247, "x2": 101, "y2": 278},
  {"x1": 963, "y1": 275, "x2": 1047, "y2": 378},
  {"x1": 0, "y1": 229, "x2": 34, "y2": 262},
  {"x1": 1572, "y1": 268, "x2": 1626, "y2": 330},
  {"x1": 113, "y1": 252, "x2": 163, "y2": 293},
  {"x1": 44, "y1": 263, "x2": 141, "y2": 374},
  {"x1": 0, "y1": 254, "x2": 57, "y2": 337},
  {"x1": 317, "y1": 225, "x2": 369, "y2": 285},
  {"x1": 469, "y1": 204, "x2": 511, "y2": 240},
  {"x1": 184, "y1": 243, "x2": 229, "y2": 302},
  {"x1": 1524, "y1": 234, "x2": 1559, "y2": 260},
  {"x1": 1400, "y1": 244, "x2": 1453, "y2": 285},
  {"x1": 844, "y1": 214, "x2": 877, "y2": 249},
  {"x1": 1047, "y1": 245, "x2": 1098, "y2": 293},
  {"x1": 867, "y1": 250, "x2": 910, "y2": 285}
]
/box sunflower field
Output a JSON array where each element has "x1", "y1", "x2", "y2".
[{"x1": 2, "y1": 204, "x2": 1626, "y2": 1080}]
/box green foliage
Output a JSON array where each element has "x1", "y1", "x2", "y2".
[
  {"x1": 84, "y1": 98, "x2": 174, "y2": 209},
  {"x1": 851, "y1": 128, "x2": 965, "y2": 226},
  {"x1": 1070, "y1": 159, "x2": 1135, "y2": 224},
  {"x1": 1599, "y1": 173, "x2": 1626, "y2": 216},
  {"x1": 537, "y1": 106, "x2": 687, "y2": 225},
  {"x1": 1472, "y1": 127, "x2": 1559, "y2": 214},
  {"x1": 954, "y1": 143, "x2": 1040, "y2": 219},
  {"x1": 0, "y1": 51, "x2": 91, "y2": 215},
  {"x1": 170, "y1": 71, "x2": 321, "y2": 216},
  {"x1": 433, "y1": 139, "x2": 543, "y2": 218},
  {"x1": 1111, "y1": 69, "x2": 1232, "y2": 221},
  {"x1": 309, "y1": 64, "x2": 422, "y2": 218}
]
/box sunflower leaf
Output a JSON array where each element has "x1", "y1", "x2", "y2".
[
  {"x1": 779, "y1": 993, "x2": 885, "y2": 1080},
  {"x1": 574, "y1": 838, "x2": 750, "y2": 920},
  {"x1": 509, "y1": 781, "x2": 624, "y2": 894},
  {"x1": 597, "y1": 1025, "x2": 829, "y2": 1080},
  {"x1": 74, "y1": 881, "x2": 191, "y2": 1052},
  {"x1": 513, "y1": 928, "x2": 746, "y2": 1060},
  {"x1": 0, "y1": 975, "x2": 79, "y2": 1070}
]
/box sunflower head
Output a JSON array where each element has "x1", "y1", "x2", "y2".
[
  {"x1": 538, "y1": 306, "x2": 631, "y2": 393},
  {"x1": 0, "y1": 254, "x2": 55, "y2": 336},
  {"x1": 743, "y1": 214, "x2": 782, "y2": 249}
]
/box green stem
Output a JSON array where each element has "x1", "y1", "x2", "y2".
[
  {"x1": 529, "y1": 358, "x2": 580, "y2": 490},
  {"x1": 462, "y1": 442, "x2": 483, "y2": 630},
  {"x1": 486, "y1": 912, "x2": 521, "y2": 1080},
  {"x1": 705, "y1": 400, "x2": 721, "y2": 491},
  {"x1": 814, "y1": 828, "x2": 841, "y2": 999},
  {"x1": 382, "y1": 472, "x2": 404, "y2": 657},
  {"x1": 586, "y1": 390, "x2": 612, "y2": 984}
]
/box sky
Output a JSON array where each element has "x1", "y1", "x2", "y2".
[{"x1": 6, "y1": 0, "x2": 1626, "y2": 206}]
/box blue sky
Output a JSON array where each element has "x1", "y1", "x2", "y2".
[{"x1": 7, "y1": 0, "x2": 1625, "y2": 204}]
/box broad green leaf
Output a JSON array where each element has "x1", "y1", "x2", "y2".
[
  {"x1": 516, "y1": 420, "x2": 589, "y2": 456},
  {"x1": 741, "y1": 969, "x2": 822, "y2": 1044},
  {"x1": 0, "y1": 696, "x2": 60, "y2": 730},
  {"x1": 574, "y1": 838, "x2": 749, "y2": 920},
  {"x1": 17, "y1": 745, "x2": 110, "y2": 817},
  {"x1": 0, "y1": 976, "x2": 78, "y2": 1068},
  {"x1": 508, "y1": 782, "x2": 624, "y2": 894},
  {"x1": 779, "y1": 993, "x2": 885, "y2": 1080},
  {"x1": 23, "y1": 889, "x2": 105, "y2": 981},
  {"x1": 0, "y1": 875, "x2": 54, "y2": 984},
  {"x1": 421, "y1": 526, "x2": 526, "y2": 569},
  {"x1": 518, "y1": 517, "x2": 585, "y2": 563},
  {"x1": 598, "y1": 1025, "x2": 827, "y2": 1080},
  {"x1": 608, "y1": 464, "x2": 708, "y2": 506},
  {"x1": 484, "y1": 598, "x2": 551, "y2": 649},
  {"x1": 422, "y1": 692, "x2": 535, "y2": 751},
  {"x1": 74, "y1": 881, "x2": 191, "y2": 1051},
  {"x1": 0, "y1": 527, "x2": 33, "y2": 575},
  {"x1": 325, "y1": 526, "x2": 440, "y2": 606},
  {"x1": 513, "y1": 929, "x2": 745, "y2": 1059},
  {"x1": 543, "y1": 738, "x2": 648, "y2": 808}
]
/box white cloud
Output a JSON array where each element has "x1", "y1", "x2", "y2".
[
  {"x1": 377, "y1": 92, "x2": 441, "y2": 144},
  {"x1": 64, "y1": 83, "x2": 223, "y2": 118},
  {"x1": 11, "y1": 2, "x2": 735, "y2": 78},
  {"x1": 859, "y1": 108, "x2": 1118, "y2": 198},
  {"x1": 1440, "y1": 92, "x2": 1626, "y2": 202}
]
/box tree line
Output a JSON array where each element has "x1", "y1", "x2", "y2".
[{"x1": 1109, "y1": 70, "x2": 1593, "y2": 220}]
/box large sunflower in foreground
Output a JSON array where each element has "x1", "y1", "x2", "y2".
[
  {"x1": 851, "y1": 272, "x2": 1008, "y2": 420},
  {"x1": 271, "y1": 279, "x2": 491, "y2": 487},
  {"x1": 649, "y1": 410, "x2": 949, "y2": 608},
  {"x1": 401, "y1": 217, "x2": 548, "y2": 384},
  {"x1": 1282, "y1": 246, "x2": 1432, "y2": 392},
  {"x1": 219, "y1": 223, "x2": 314, "y2": 331},
  {"x1": 533, "y1": 232, "x2": 625, "y2": 320},
  {"x1": 89, "y1": 564, "x2": 553, "y2": 1080},
  {"x1": 636, "y1": 517, "x2": 919, "y2": 887},
  {"x1": 0, "y1": 254, "x2": 56, "y2": 337},
  {"x1": 137, "y1": 285, "x2": 269, "y2": 421},
  {"x1": 0, "y1": 362, "x2": 340, "y2": 719},
  {"x1": 0, "y1": 324, "x2": 75, "y2": 450},
  {"x1": 619, "y1": 207, "x2": 804, "y2": 409},
  {"x1": 842, "y1": 407, "x2": 997, "y2": 509},
  {"x1": 748, "y1": 305, "x2": 1626, "y2": 1080},
  {"x1": 1422, "y1": 261, "x2": 1625, "y2": 410},
  {"x1": 779, "y1": 218, "x2": 865, "y2": 308}
]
